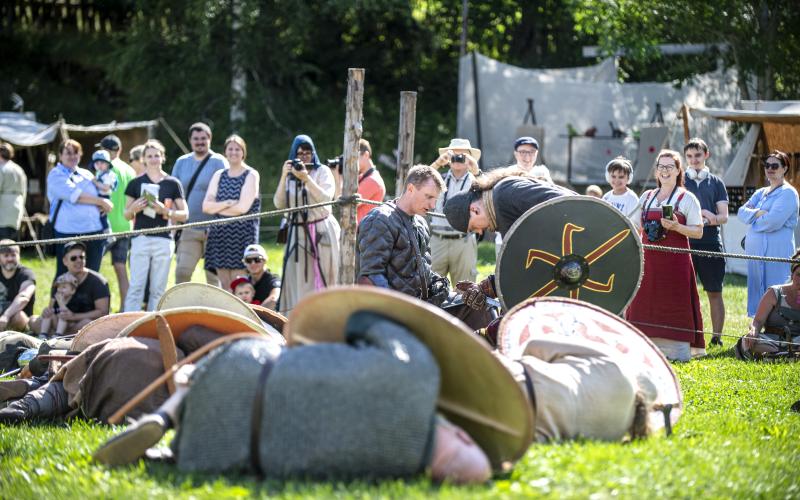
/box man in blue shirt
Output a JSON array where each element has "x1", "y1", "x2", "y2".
[
  {"x1": 684, "y1": 138, "x2": 728, "y2": 345},
  {"x1": 171, "y1": 122, "x2": 228, "y2": 286}
]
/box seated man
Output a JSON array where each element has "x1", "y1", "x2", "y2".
[
  {"x1": 0, "y1": 239, "x2": 36, "y2": 332},
  {"x1": 356, "y1": 164, "x2": 450, "y2": 305},
  {"x1": 30, "y1": 241, "x2": 110, "y2": 336},
  {"x1": 242, "y1": 244, "x2": 280, "y2": 310}
]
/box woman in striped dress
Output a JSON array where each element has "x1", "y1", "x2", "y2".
[{"x1": 203, "y1": 134, "x2": 261, "y2": 291}]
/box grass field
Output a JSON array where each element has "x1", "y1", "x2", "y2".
[{"x1": 1, "y1": 242, "x2": 799, "y2": 498}]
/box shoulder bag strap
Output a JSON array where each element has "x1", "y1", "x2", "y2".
[
  {"x1": 51, "y1": 199, "x2": 64, "y2": 226},
  {"x1": 184, "y1": 154, "x2": 213, "y2": 196}
]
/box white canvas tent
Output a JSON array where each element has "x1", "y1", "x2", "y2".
[
  {"x1": 457, "y1": 52, "x2": 741, "y2": 185},
  {"x1": 689, "y1": 101, "x2": 800, "y2": 275}
]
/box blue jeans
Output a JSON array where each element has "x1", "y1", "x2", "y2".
[{"x1": 54, "y1": 229, "x2": 105, "y2": 276}]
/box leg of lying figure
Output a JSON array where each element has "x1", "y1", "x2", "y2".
[
  {"x1": 0, "y1": 381, "x2": 70, "y2": 423},
  {"x1": 0, "y1": 375, "x2": 48, "y2": 403},
  {"x1": 93, "y1": 365, "x2": 195, "y2": 466}
]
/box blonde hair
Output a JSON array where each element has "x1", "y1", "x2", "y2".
[
  {"x1": 142, "y1": 139, "x2": 167, "y2": 164},
  {"x1": 224, "y1": 134, "x2": 247, "y2": 160}
]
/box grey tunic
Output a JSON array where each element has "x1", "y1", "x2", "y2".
[{"x1": 493, "y1": 177, "x2": 574, "y2": 235}]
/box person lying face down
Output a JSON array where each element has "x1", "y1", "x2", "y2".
[{"x1": 95, "y1": 311, "x2": 492, "y2": 484}]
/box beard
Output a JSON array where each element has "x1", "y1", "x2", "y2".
[{"x1": 1, "y1": 262, "x2": 17, "y2": 273}]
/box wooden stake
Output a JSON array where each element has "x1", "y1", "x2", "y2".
[
  {"x1": 338, "y1": 68, "x2": 365, "y2": 285},
  {"x1": 395, "y1": 91, "x2": 417, "y2": 197},
  {"x1": 681, "y1": 103, "x2": 691, "y2": 143}
]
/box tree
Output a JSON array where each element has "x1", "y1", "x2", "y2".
[{"x1": 572, "y1": 0, "x2": 800, "y2": 99}]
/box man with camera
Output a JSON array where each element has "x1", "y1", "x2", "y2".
[
  {"x1": 429, "y1": 139, "x2": 481, "y2": 285},
  {"x1": 356, "y1": 164, "x2": 450, "y2": 305},
  {"x1": 331, "y1": 139, "x2": 386, "y2": 224}
]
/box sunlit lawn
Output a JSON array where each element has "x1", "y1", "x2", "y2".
[{"x1": 1, "y1": 242, "x2": 798, "y2": 498}]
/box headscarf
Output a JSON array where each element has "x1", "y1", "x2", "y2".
[{"x1": 287, "y1": 134, "x2": 322, "y2": 169}]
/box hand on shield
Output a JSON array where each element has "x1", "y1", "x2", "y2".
[{"x1": 455, "y1": 281, "x2": 487, "y2": 311}]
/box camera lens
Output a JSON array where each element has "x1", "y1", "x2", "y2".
[{"x1": 452, "y1": 154, "x2": 466, "y2": 164}]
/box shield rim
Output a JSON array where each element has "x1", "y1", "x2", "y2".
[
  {"x1": 497, "y1": 296, "x2": 683, "y2": 430},
  {"x1": 496, "y1": 194, "x2": 643, "y2": 314}
]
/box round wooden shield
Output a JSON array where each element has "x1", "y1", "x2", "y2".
[
  {"x1": 496, "y1": 195, "x2": 642, "y2": 314},
  {"x1": 497, "y1": 297, "x2": 682, "y2": 432}
]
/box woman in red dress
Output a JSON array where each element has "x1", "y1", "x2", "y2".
[{"x1": 626, "y1": 149, "x2": 705, "y2": 361}]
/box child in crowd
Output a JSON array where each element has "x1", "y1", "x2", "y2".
[
  {"x1": 230, "y1": 276, "x2": 261, "y2": 305},
  {"x1": 91, "y1": 150, "x2": 118, "y2": 239},
  {"x1": 38, "y1": 273, "x2": 79, "y2": 338},
  {"x1": 602, "y1": 156, "x2": 640, "y2": 222},
  {"x1": 585, "y1": 185, "x2": 603, "y2": 198}
]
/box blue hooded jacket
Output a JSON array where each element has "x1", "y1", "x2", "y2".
[{"x1": 287, "y1": 134, "x2": 322, "y2": 169}]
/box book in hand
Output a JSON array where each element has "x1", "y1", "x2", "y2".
[{"x1": 141, "y1": 183, "x2": 160, "y2": 218}]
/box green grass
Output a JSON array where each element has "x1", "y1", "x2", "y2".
[{"x1": 2, "y1": 242, "x2": 799, "y2": 498}]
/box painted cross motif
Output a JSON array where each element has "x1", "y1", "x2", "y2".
[{"x1": 525, "y1": 222, "x2": 631, "y2": 300}]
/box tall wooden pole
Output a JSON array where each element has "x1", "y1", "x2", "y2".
[
  {"x1": 338, "y1": 68, "x2": 365, "y2": 285},
  {"x1": 681, "y1": 103, "x2": 691, "y2": 143},
  {"x1": 395, "y1": 91, "x2": 417, "y2": 197}
]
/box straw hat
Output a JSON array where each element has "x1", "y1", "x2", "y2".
[
  {"x1": 157, "y1": 282, "x2": 263, "y2": 325},
  {"x1": 497, "y1": 297, "x2": 682, "y2": 432},
  {"x1": 70, "y1": 312, "x2": 148, "y2": 352},
  {"x1": 286, "y1": 286, "x2": 533, "y2": 471},
  {"x1": 438, "y1": 138, "x2": 481, "y2": 162},
  {"x1": 118, "y1": 306, "x2": 282, "y2": 344}
]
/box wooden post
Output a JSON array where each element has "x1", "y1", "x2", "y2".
[
  {"x1": 395, "y1": 91, "x2": 417, "y2": 197},
  {"x1": 681, "y1": 103, "x2": 691, "y2": 143},
  {"x1": 338, "y1": 68, "x2": 365, "y2": 285}
]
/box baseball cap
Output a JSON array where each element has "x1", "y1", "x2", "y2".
[
  {"x1": 243, "y1": 244, "x2": 268, "y2": 260},
  {"x1": 514, "y1": 137, "x2": 539, "y2": 150},
  {"x1": 95, "y1": 134, "x2": 122, "y2": 151},
  {"x1": 91, "y1": 150, "x2": 112, "y2": 165},
  {"x1": 63, "y1": 240, "x2": 87, "y2": 255}
]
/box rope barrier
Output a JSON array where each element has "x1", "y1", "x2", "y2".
[
  {"x1": 9, "y1": 195, "x2": 800, "y2": 264},
  {"x1": 628, "y1": 320, "x2": 800, "y2": 350}
]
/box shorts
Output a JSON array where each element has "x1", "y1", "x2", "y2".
[
  {"x1": 106, "y1": 236, "x2": 130, "y2": 264},
  {"x1": 690, "y1": 242, "x2": 725, "y2": 292}
]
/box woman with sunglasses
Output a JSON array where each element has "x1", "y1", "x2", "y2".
[
  {"x1": 625, "y1": 149, "x2": 705, "y2": 361},
  {"x1": 738, "y1": 150, "x2": 799, "y2": 317}
]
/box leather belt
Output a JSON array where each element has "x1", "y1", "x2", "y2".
[{"x1": 432, "y1": 232, "x2": 467, "y2": 240}]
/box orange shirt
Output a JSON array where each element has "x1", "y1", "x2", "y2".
[{"x1": 356, "y1": 169, "x2": 386, "y2": 224}]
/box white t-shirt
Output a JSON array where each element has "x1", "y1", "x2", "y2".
[
  {"x1": 637, "y1": 188, "x2": 703, "y2": 228},
  {"x1": 602, "y1": 189, "x2": 640, "y2": 221}
]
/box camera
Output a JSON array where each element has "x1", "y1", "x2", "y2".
[
  {"x1": 643, "y1": 220, "x2": 666, "y2": 242},
  {"x1": 451, "y1": 153, "x2": 466, "y2": 164},
  {"x1": 327, "y1": 155, "x2": 344, "y2": 174},
  {"x1": 292, "y1": 159, "x2": 307, "y2": 171}
]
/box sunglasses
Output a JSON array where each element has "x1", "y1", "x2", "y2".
[
  {"x1": 69, "y1": 254, "x2": 86, "y2": 262},
  {"x1": 764, "y1": 161, "x2": 783, "y2": 170},
  {"x1": 244, "y1": 257, "x2": 264, "y2": 264}
]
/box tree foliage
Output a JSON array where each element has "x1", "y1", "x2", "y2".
[{"x1": 572, "y1": 0, "x2": 800, "y2": 99}]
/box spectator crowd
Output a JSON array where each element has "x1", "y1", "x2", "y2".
[{"x1": 0, "y1": 123, "x2": 797, "y2": 363}]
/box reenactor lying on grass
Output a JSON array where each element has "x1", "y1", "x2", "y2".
[{"x1": 92, "y1": 288, "x2": 680, "y2": 484}]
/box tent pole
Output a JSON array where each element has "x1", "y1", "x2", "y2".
[{"x1": 471, "y1": 51, "x2": 483, "y2": 163}]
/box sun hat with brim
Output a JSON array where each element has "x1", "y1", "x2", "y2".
[
  {"x1": 70, "y1": 312, "x2": 148, "y2": 352},
  {"x1": 497, "y1": 297, "x2": 683, "y2": 432},
  {"x1": 117, "y1": 306, "x2": 279, "y2": 344},
  {"x1": 157, "y1": 282, "x2": 263, "y2": 325},
  {"x1": 438, "y1": 138, "x2": 481, "y2": 162},
  {"x1": 286, "y1": 286, "x2": 533, "y2": 471},
  {"x1": 249, "y1": 304, "x2": 287, "y2": 333}
]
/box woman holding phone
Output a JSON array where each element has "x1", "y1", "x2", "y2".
[{"x1": 625, "y1": 149, "x2": 705, "y2": 361}]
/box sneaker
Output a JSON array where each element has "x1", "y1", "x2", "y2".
[{"x1": 710, "y1": 335, "x2": 723, "y2": 347}]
